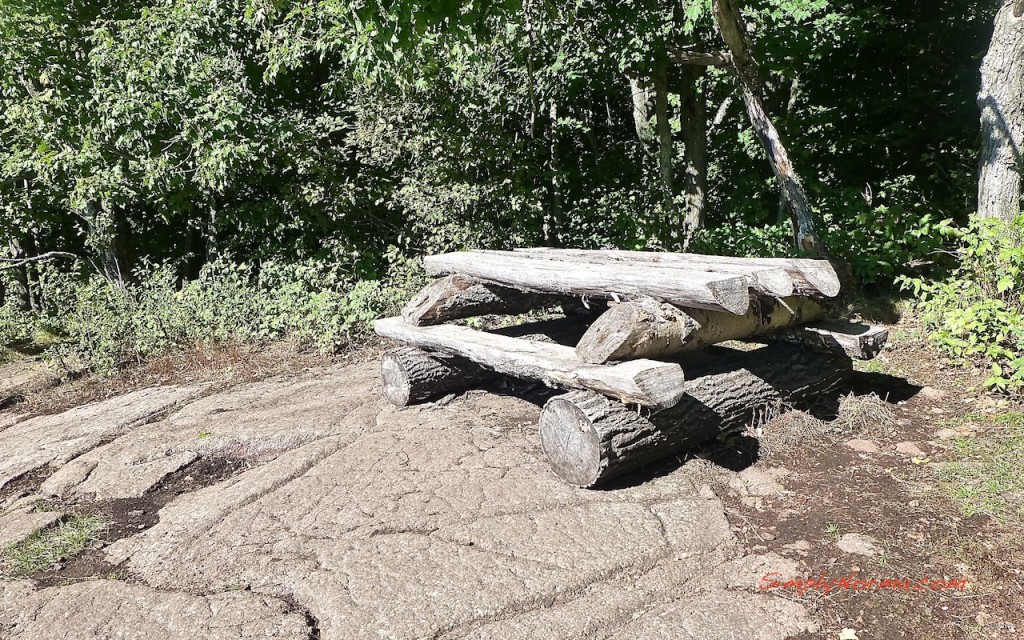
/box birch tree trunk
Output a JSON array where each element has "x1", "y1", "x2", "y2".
[
  {"x1": 978, "y1": 0, "x2": 1024, "y2": 221},
  {"x1": 712, "y1": 0, "x2": 826, "y2": 256}
]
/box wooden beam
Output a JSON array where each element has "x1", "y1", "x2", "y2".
[
  {"x1": 576, "y1": 296, "x2": 825, "y2": 364},
  {"x1": 512, "y1": 248, "x2": 841, "y2": 298},
  {"x1": 424, "y1": 251, "x2": 752, "y2": 314},
  {"x1": 767, "y1": 320, "x2": 889, "y2": 360},
  {"x1": 402, "y1": 275, "x2": 573, "y2": 326},
  {"x1": 374, "y1": 317, "x2": 686, "y2": 410}
]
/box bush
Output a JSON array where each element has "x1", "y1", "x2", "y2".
[
  {"x1": 901, "y1": 214, "x2": 1024, "y2": 392},
  {"x1": 9, "y1": 251, "x2": 425, "y2": 374}
]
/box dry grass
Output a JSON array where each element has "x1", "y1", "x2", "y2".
[
  {"x1": 830, "y1": 391, "x2": 898, "y2": 438},
  {"x1": 12, "y1": 338, "x2": 382, "y2": 418}
]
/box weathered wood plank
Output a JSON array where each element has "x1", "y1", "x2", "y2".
[
  {"x1": 767, "y1": 320, "x2": 889, "y2": 360},
  {"x1": 514, "y1": 248, "x2": 840, "y2": 298},
  {"x1": 423, "y1": 251, "x2": 752, "y2": 314},
  {"x1": 540, "y1": 343, "x2": 851, "y2": 486},
  {"x1": 576, "y1": 296, "x2": 825, "y2": 364},
  {"x1": 402, "y1": 275, "x2": 573, "y2": 326},
  {"x1": 499, "y1": 248, "x2": 794, "y2": 297},
  {"x1": 374, "y1": 317, "x2": 686, "y2": 410}
]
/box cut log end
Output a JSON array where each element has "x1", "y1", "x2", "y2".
[
  {"x1": 576, "y1": 299, "x2": 699, "y2": 364},
  {"x1": 799, "y1": 263, "x2": 842, "y2": 298},
  {"x1": 539, "y1": 393, "x2": 605, "y2": 487},
  {"x1": 706, "y1": 277, "x2": 751, "y2": 315}
]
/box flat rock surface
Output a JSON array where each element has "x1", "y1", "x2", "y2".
[
  {"x1": 0, "y1": 361, "x2": 818, "y2": 639},
  {"x1": 0, "y1": 507, "x2": 62, "y2": 548}
]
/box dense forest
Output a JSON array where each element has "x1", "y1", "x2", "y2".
[{"x1": 1, "y1": 0, "x2": 1022, "y2": 390}]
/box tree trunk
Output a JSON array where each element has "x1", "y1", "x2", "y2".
[
  {"x1": 546, "y1": 101, "x2": 562, "y2": 245},
  {"x1": 653, "y1": 56, "x2": 678, "y2": 239},
  {"x1": 712, "y1": 0, "x2": 826, "y2": 256},
  {"x1": 678, "y1": 66, "x2": 707, "y2": 247},
  {"x1": 629, "y1": 76, "x2": 656, "y2": 151},
  {"x1": 540, "y1": 343, "x2": 851, "y2": 486},
  {"x1": 6, "y1": 239, "x2": 31, "y2": 312},
  {"x1": 978, "y1": 0, "x2": 1024, "y2": 221}
]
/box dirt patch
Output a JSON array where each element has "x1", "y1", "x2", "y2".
[
  {"x1": 705, "y1": 323, "x2": 1024, "y2": 640},
  {"x1": 25, "y1": 455, "x2": 252, "y2": 588},
  {"x1": 0, "y1": 466, "x2": 55, "y2": 507}
]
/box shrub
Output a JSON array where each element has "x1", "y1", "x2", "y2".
[
  {"x1": 901, "y1": 214, "x2": 1024, "y2": 392},
  {"x1": 19, "y1": 251, "x2": 425, "y2": 374}
]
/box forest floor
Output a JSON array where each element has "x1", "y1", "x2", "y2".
[{"x1": 0, "y1": 312, "x2": 1021, "y2": 640}]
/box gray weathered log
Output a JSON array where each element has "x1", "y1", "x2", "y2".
[
  {"x1": 374, "y1": 317, "x2": 686, "y2": 410},
  {"x1": 978, "y1": 0, "x2": 1024, "y2": 222},
  {"x1": 767, "y1": 320, "x2": 889, "y2": 361},
  {"x1": 381, "y1": 347, "x2": 495, "y2": 407},
  {"x1": 424, "y1": 251, "x2": 751, "y2": 314},
  {"x1": 512, "y1": 248, "x2": 840, "y2": 298},
  {"x1": 402, "y1": 275, "x2": 572, "y2": 326},
  {"x1": 576, "y1": 296, "x2": 824, "y2": 364},
  {"x1": 540, "y1": 343, "x2": 851, "y2": 486}
]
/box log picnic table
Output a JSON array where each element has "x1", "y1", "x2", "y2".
[{"x1": 374, "y1": 249, "x2": 888, "y2": 487}]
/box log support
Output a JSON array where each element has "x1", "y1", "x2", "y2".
[
  {"x1": 540, "y1": 343, "x2": 851, "y2": 487},
  {"x1": 381, "y1": 347, "x2": 495, "y2": 407}
]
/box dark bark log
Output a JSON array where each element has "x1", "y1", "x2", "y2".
[
  {"x1": 424, "y1": 251, "x2": 752, "y2": 314},
  {"x1": 540, "y1": 343, "x2": 851, "y2": 486},
  {"x1": 679, "y1": 66, "x2": 707, "y2": 247},
  {"x1": 712, "y1": 0, "x2": 826, "y2": 256},
  {"x1": 374, "y1": 316, "x2": 687, "y2": 409},
  {"x1": 576, "y1": 296, "x2": 824, "y2": 364},
  {"x1": 978, "y1": 0, "x2": 1024, "y2": 221},
  {"x1": 402, "y1": 275, "x2": 573, "y2": 326},
  {"x1": 380, "y1": 347, "x2": 495, "y2": 407},
  {"x1": 653, "y1": 56, "x2": 678, "y2": 233}
]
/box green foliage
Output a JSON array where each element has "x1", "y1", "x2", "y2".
[
  {"x1": 1, "y1": 513, "x2": 108, "y2": 576},
  {"x1": 902, "y1": 215, "x2": 1024, "y2": 392},
  {"x1": 938, "y1": 411, "x2": 1024, "y2": 522},
  {"x1": 821, "y1": 178, "x2": 958, "y2": 285},
  {"x1": 27, "y1": 255, "x2": 424, "y2": 373}
]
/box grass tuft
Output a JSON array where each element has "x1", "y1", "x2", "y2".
[
  {"x1": 1, "y1": 514, "x2": 108, "y2": 577},
  {"x1": 937, "y1": 411, "x2": 1024, "y2": 523}
]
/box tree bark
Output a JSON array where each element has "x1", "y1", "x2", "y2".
[
  {"x1": 679, "y1": 66, "x2": 707, "y2": 247},
  {"x1": 978, "y1": 0, "x2": 1024, "y2": 221},
  {"x1": 540, "y1": 343, "x2": 851, "y2": 486},
  {"x1": 653, "y1": 55, "x2": 678, "y2": 237},
  {"x1": 712, "y1": 0, "x2": 826, "y2": 256},
  {"x1": 6, "y1": 239, "x2": 31, "y2": 312},
  {"x1": 381, "y1": 347, "x2": 495, "y2": 407},
  {"x1": 576, "y1": 296, "x2": 825, "y2": 364},
  {"x1": 629, "y1": 76, "x2": 656, "y2": 152},
  {"x1": 402, "y1": 275, "x2": 573, "y2": 326}
]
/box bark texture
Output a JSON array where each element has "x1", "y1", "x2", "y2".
[
  {"x1": 978, "y1": 0, "x2": 1024, "y2": 221},
  {"x1": 540, "y1": 343, "x2": 851, "y2": 486},
  {"x1": 381, "y1": 347, "x2": 495, "y2": 407},
  {"x1": 402, "y1": 275, "x2": 572, "y2": 326},
  {"x1": 679, "y1": 65, "x2": 708, "y2": 246},
  {"x1": 712, "y1": 0, "x2": 825, "y2": 255},
  {"x1": 576, "y1": 296, "x2": 824, "y2": 364}
]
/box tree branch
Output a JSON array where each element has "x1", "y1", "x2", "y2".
[
  {"x1": 0, "y1": 251, "x2": 82, "y2": 271},
  {"x1": 670, "y1": 49, "x2": 733, "y2": 67}
]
